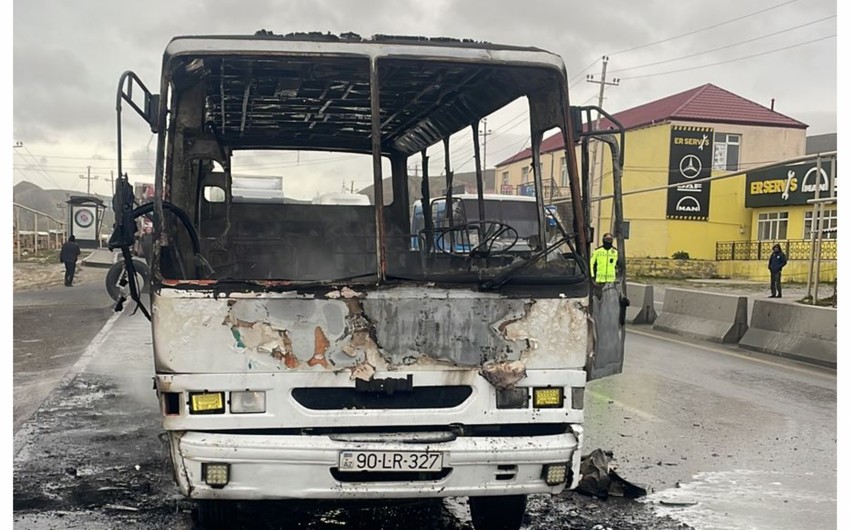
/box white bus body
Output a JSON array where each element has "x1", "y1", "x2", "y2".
[{"x1": 111, "y1": 32, "x2": 627, "y2": 530}]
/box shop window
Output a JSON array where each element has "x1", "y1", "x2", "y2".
[
  {"x1": 757, "y1": 211, "x2": 788, "y2": 240},
  {"x1": 713, "y1": 133, "x2": 740, "y2": 171},
  {"x1": 803, "y1": 209, "x2": 837, "y2": 240}
]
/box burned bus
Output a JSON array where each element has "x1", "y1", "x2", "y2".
[{"x1": 109, "y1": 32, "x2": 628, "y2": 530}]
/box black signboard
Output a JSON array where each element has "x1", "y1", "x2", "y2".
[
  {"x1": 745, "y1": 159, "x2": 835, "y2": 208},
  {"x1": 667, "y1": 126, "x2": 713, "y2": 220}
]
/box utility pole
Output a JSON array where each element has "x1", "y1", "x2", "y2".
[
  {"x1": 479, "y1": 117, "x2": 492, "y2": 170},
  {"x1": 105, "y1": 170, "x2": 116, "y2": 196},
  {"x1": 586, "y1": 56, "x2": 619, "y2": 244},
  {"x1": 80, "y1": 165, "x2": 99, "y2": 194},
  {"x1": 15, "y1": 207, "x2": 21, "y2": 260},
  {"x1": 56, "y1": 202, "x2": 67, "y2": 242}
]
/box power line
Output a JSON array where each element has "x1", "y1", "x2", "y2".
[
  {"x1": 619, "y1": 34, "x2": 835, "y2": 80},
  {"x1": 608, "y1": 14, "x2": 836, "y2": 75},
  {"x1": 13, "y1": 153, "x2": 155, "y2": 161},
  {"x1": 14, "y1": 143, "x2": 63, "y2": 189},
  {"x1": 609, "y1": 0, "x2": 801, "y2": 55}
]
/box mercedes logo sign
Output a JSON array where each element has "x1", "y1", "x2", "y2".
[{"x1": 679, "y1": 154, "x2": 702, "y2": 179}]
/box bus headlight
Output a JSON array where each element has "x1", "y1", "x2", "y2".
[
  {"x1": 542, "y1": 463, "x2": 568, "y2": 485},
  {"x1": 230, "y1": 391, "x2": 266, "y2": 414},
  {"x1": 202, "y1": 463, "x2": 230, "y2": 488},
  {"x1": 496, "y1": 387, "x2": 529, "y2": 409}
]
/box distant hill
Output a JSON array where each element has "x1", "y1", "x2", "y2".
[{"x1": 13, "y1": 181, "x2": 114, "y2": 232}]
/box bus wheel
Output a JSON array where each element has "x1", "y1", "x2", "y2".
[
  {"x1": 196, "y1": 500, "x2": 238, "y2": 530},
  {"x1": 105, "y1": 258, "x2": 149, "y2": 302},
  {"x1": 468, "y1": 494, "x2": 527, "y2": 530}
]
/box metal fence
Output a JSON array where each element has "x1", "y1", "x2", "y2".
[
  {"x1": 716, "y1": 239, "x2": 837, "y2": 261},
  {"x1": 13, "y1": 203, "x2": 67, "y2": 259}
]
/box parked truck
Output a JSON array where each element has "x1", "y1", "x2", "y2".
[{"x1": 109, "y1": 31, "x2": 629, "y2": 530}]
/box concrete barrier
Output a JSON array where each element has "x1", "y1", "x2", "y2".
[
  {"x1": 652, "y1": 288, "x2": 748, "y2": 343},
  {"x1": 625, "y1": 282, "x2": 658, "y2": 324},
  {"x1": 739, "y1": 300, "x2": 837, "y2": 368}
]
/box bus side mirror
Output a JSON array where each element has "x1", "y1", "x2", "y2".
[
  {"x1": 146, "y1": 94, "x2": 161, "y2": 133},
  {"x1": 569, "y1": 106, "x2": 583, "y2": 141}
]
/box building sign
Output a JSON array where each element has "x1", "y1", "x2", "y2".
[
  {"x1": 745, "y1": 159, "x2": 835, "y2": 208},
  {"x1": 667, "y1": 125, "x2": 713, "y2": 220},
  {"x1": 500, "y1": 184, "x2": 514, "y2": 195},
  {"x1": 519, "y1": 183, "x2": 535, "y2": 197},
  {"x1": 71, "y1": 206, "x2": 97, "y2": 241}
]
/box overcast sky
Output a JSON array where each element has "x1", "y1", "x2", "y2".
[{"x1": 10, "y1": 0, "x2": 839, "y2": 197}]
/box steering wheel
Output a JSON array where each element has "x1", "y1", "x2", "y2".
[{"x1": 433, "y1": 221, "x2": 519, "y2": 257}]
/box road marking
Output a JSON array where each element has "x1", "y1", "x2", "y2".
[
  {"x1": 627, "y1": 328, "x2": 835, "y2": 379},
  {"x1": 586, "y1": 389, "x2": 665, "y2": 423}
]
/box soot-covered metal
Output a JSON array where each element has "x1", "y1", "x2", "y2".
[
  {"x1": 170, "y1": 51, "x2": 555, "y2": 155},
  {"x1": 152, "y1": 287, "x2": 589, "y2": 384}
]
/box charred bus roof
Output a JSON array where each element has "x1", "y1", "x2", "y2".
[{"x1": 161, "y1": 33, "x2": 571, "y2": 155}]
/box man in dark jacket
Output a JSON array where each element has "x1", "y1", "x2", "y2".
[
  {"x1": 59, "y1": 235, "x2": 82, "y2": 286},
  {"x1": 768, "y1": 243, "x2": 788, "y2": 298}
]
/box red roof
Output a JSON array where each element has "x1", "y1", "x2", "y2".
[{"x1": 496, "y1": 83, "x2": 808, "y2": 166}]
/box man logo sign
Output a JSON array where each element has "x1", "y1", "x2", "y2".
[
  {"x1": 801, "y1": 166, "x2": 829, "y2": 194},
  {"x1": 675, "y1": 196, "x2": 701, "y2": 212}
]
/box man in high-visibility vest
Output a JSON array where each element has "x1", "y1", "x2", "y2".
[{"x1": 590, "y1": 232, "x2": 618, "y2": 285}]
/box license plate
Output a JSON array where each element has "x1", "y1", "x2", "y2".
[{"x1": 338, "y1": 451, "x2": 443, "y2": 472}]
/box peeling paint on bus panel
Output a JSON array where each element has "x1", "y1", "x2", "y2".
[{"x1": 152, "y1": 287, "x2": 588, "y2": 375}]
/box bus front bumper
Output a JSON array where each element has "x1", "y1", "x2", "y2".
[{"x1": 169, "y1": 427, "x2": 582, "y2": 500}]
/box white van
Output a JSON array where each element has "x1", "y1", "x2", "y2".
[{"x1": 312, "y1": 192, "x2": 371, "y2": 205}]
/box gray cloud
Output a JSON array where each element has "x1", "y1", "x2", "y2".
[{"x1": 12, "y1": 0, "x2": 838, "y2": 191}]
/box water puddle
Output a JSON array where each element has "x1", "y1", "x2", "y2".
[{"x1": 642, "y1": 469, "x2": 836, "y2": 530}]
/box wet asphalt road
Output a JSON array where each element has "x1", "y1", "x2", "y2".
[
  {"x1": 13, "y1": 265, "x2": 115, "y2": 432},
  {"x1": 12, "y1": 279, "x2": 837, "y2": 529}
]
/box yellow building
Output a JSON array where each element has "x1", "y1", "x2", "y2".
[{"x1": 496, "y1": 84, "x2": 836, "y2": 282}]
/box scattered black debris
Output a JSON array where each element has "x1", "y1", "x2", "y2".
[
  {"x1": 659, "y1": 500, "x2": 699, "y2": 507},
  {"x1": 577, "y1": 449, "x2": 649, "y2": 500}
]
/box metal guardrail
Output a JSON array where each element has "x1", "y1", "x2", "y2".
[
  {"x1": 13, "y1": 203, "x2": 67, "y2": 258},
  {"x1": 716, "y1": 239, "x2": 837, "y2": 261}
]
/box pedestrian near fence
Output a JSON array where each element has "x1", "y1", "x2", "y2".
[{"x1": 768, "y1": 243, "x2": 787, "y2": 298}]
